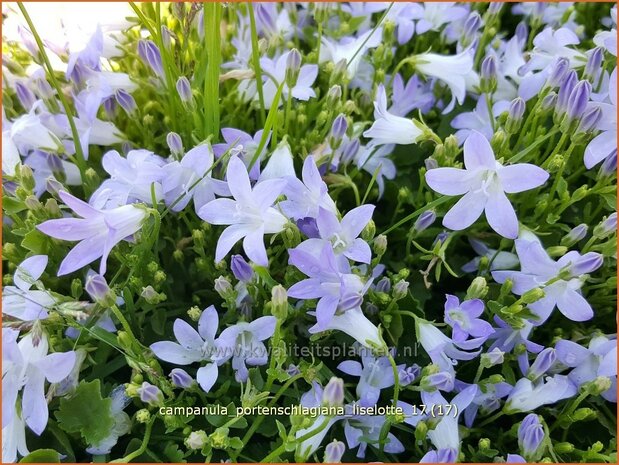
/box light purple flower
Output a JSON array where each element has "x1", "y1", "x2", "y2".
[
  {"x1": 425, "y1": 130, "x2": 549, "y2": 239},
  {"x1": 150, "y1": 306, "x2": 220, "y2": 393},
  {"x1": 363, "y1": 85, "x2": 423, "y2": 145},
  {"x1": 410, "y1": 2, "x2": 468, "y2": 35},
  {"x1": 585, "y1": 67, "x2": 617, "y2": 169},
  {"x1": 279, "y1": 155, "x2": 337, "y2": 220},
  {"x1": 260, "y1": 51, "x2": 318, "y2": 108},
  {"x1": 3, "y1": 331, "x2": 75, "y2": 436},
  {"x1": 390, "y1": 73, "x2": 435, "y2": 117},
  {"x1": 492, "y1": 239, "x2": 603, "y2": 323},
  {"x1": 37, "y1": 190, "x2": 148, "y2": 276},
  {"x1": 451, "y1": 97, "x2": 511, "y2": 143},
  {"x1": 353, "y1": 142, "x2": 397, "y2": 198},
  {"x1": 212, "y1": 128, "x2": 269, "y2": 180},
  {"x1": 556, "y1": 335, "x2": 617, "y2": 402},
  {"x1": 214, "y1": 316, "x2": 276, "y2": 382},
  {"x1": 459, "y1": 379, "x2": 512, "y2": 427},
  {"x1": 505, "y1": 374, "x2": 577, "y2": 412},
  {"x1": 319, "y1": 29, "x2": 382, "y2": 79},
  {"x1": 337, "y1": 351, "x2": 399, "y2": 406},
  {"x1": 288, "y1": 241, "x2": 367, "y2": 330},
  {"x1": 137, "y1": 382, "x2": 162, "y2": 405},
  {"x1": 89, "y1": 149, "x2": 166, "y2": 209},
  {"x1": 162, "y1": 143, "x2": 230, "y2": 213},
  {"x1": 198, "y1": 156, "x2": 287, "y2": 266},
  {"x1": 3, "y1": 255, "x2": 54, "y2": 321},
  {"x1": 443, "y1": 294, "x2": 493, "y2": 343}
]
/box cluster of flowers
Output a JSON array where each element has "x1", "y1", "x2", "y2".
[{"x1": 2, "y1": 2, "x2": 616, "y2": 463}]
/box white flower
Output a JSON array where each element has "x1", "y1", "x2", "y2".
[{"x1": 320, "y1": 29, "x2": 382, "y2": 79}]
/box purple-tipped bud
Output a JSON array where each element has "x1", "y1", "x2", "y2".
[
  {"x1": 176, "y1": 76, "x2": 193, "y2": 104},
  {"x1": 433, "y1": 231, "x2": 449, "y2": 248},
  {"x1": 137, "y1": 382, "x2": 163, "y2": 405},
  {"x1": 330, "y1": 114, "x2": 348, "y2": 144},
  {"x1": 393, "y1": 280, "x2": 409, "y2": 299},
  {"x1": 481, "y1": 348, "x2": 505, "y2": 368},
  {"x1": 34, "y1": 77, "x2": 54, "y2": 100},
  {"x1": 115, "y1": 89, "x2": 137, "y2": 115},
  {"x1": 214, "y1": 276, "x2": 234, "y2": 298},
  {"x1": 161, "y1": 25, "x2": 172, "y2": 50},
  {"x1": 576, "y1": 106, "x2": 602, "y2": 134},
  {"x1": 138, "y1": 40, "x2": 164, "y2": 78},
  {"x1": 375, "y1": 277, "x2": 391, "y2": 293},
  {"x1": 256, "y1": 4, "x2": 277, "y2": 36},
  {"x1": 565, "y1": 80, "x2": 592, "y2": 122},
  {"x1": 545, "y1": 57, "x2": 570, "y2": 89},
  {"x1": 324, "y1": 440, "x2": 346, "y2": 463},
  {"x1": 555, "y1": 69, "x2": 578, "y2": 117},
  {"x1": 481, "y1": 55, "x2": 497, "y2": 81},
  {"x1": 286, "y1": 364, "x2": 301, "y2": 376},
  {"x1": 338, "y1": 293, "x2": 364, "y2": 310},
  {"x1": 46, "y1": 178, "x2": 64, "y2": 197},
  {"x1": 46, "y1": 153, "x2": 65, "y2": 182},
  {"x1": 170, "y1": 368, "x2": 194, "y2": 388},
  {"x1": 594, "y1": 212, "x2": 617, "y2": 238},
  {"x1": 341, "y1": 138, "x2": 360, "y2": 164},
  {"x1": 598, "y1": 149, "x2": 617, "y2": 179},
  {"x1": 285, "y1": 48, "x2": 302, "y2": 88},
  {"x1": 15, "y1": 82, "x2": 36, "y2": 110},
  {"x1": 326, "y1": 85, "x2": 342, "y2": 107},
  {"x1": 425, "y1": 157, "x2": 439, "y2": 171},
  {"x1": 584, "y1": 47, "x2": 604, "y2": 81},
  {"x1": 103, "y1": 97, "x2": 117, "y2": 119},
  {"x1": 196, "y1": 9, "x2": 205, "y2": 39},
  {"x1": 399, "y1": 364, "x2": 420, "y2": 386},
  {"x1": 85, "y1": 270, "x2": 114, "y2": 305},
  {"x1": 322, "y1": 377, "x2": 344, "y2": 407},
  {"x1": 166, "y1": 132, "x2": 184, "y2": 156},
  {"x1": 231, "y1": 254, "x2": 254, "y2": 282},
  {"x1": 508, "y1": 97, "x2": 526, "y2": 121},
  {"x1": 527, "y1": 348, "x2": 556, "y2": 380},
  {"x1": 540, "y1": 92, "x2": 557, "y2": 111},
  {"x1": 413, "y1": 210, "x2": 437, "y2": 233},
  {"x1": 461, "y1": 12, "x2": 482, "y2": 46},
  {"x1": 565, "y1": 252, "x2": 603, "y2": 277},
  {"x1": 561, "y1": 224, "x2": 588, "y2": 247},
  {"x1": 518, "y1": 414, "x2": 545, "y2": 459},
  {"x1": 515, "y1": 22, "x2": 528, "y2": 47}
]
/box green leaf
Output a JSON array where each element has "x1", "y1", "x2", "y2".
[
  {"x1": 163, "y1": 443, "x2": 187, "y2": 463},
  {"x1": 248, "y1": 81, "x2": 285, "y2": 171},
  {"x1": 19, "y1": 449, "x2": 60, "y2": 463},
  {"x1": 55, "y1": 380, "x2": 114, "y2": 445},
  {"x1": 21, "y1": 229, "x2": 50, "y2": 255},
  {"x1": 3, "y1": 197, "x2": 28, "y2": 214}
]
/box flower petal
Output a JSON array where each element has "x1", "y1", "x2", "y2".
[
  {"x1": 196, "y1": 363, "x2": 218, "y2": 393},
  {"x1": 463, "y1": 130, "x2": 496, "y2": 170},
  {"x1": 498, "y1": 164, "x2": 549, "y2": 193},
  {"x1": 425, "y1": 167, "x2": 471, "y2": 196},
  {"x1": 442, "y1": 191, "x2": 486, "y2": 231},
  {"x1": 485, "y1": 189, "x2": 519, "y2": 239}
]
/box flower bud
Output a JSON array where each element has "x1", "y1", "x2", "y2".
[
  {"x1": 515, "y1": 22, "x2": 528, "y2": 47},
  {"x1": 422, "y1": 371, "x2": 454, "y2": 391},
  {"x1": 324, "y1": 440, "x2": 345, "y2": 463},
  {"x1": 15, "y1": 82, "x2": 36, "y2": 110},
  {"x1": 561, "y1": 224, "x2": 588, "y2": 247},
  {"x1": 415, "y1": 420, "x2": 428, "y2": 441},
  {"x1": 326, "y1": 85, "x2": 342, "y2": 107},
  {"x1": 185, "y1": 430, "x2": 208, "y2": 450},
  {"x1": 375, "y1": 277, "x2": 391, "y2": 293},
  {"x1": 85, "y1": 271, "x2": 116, "y2": 306},
  {"x1": 521, "y1": 287, "x2": 544, "y2": 304},
  {"x1": 322, "y1": 377, "x2": 344, "y2": 407},
  {"x1": 399, "y1": 364, "x2": 420, "y2": 385},
  {"x1": 187, "y1": 306, "x2": 202, "y2": 321},
  {"x1": 425, "y1": 157, "x2": 439, "y2": 170},
  {"x1": 285, "y1": 48, "x2": 302, "y2": 88},
  {"x1": 141, "y1": 285, "x2": 166, "y2": 304},
  {"x1": 138, "y1": 40, "x2": 164, "y2": 78},
  {"x1": 461, "y1": 12, "x2": 482, "y2": 47},
  {"x1": 480, "y1": 348, "x2": 505, "y2": 368},
  {"x1": 136, "y1": 408, "x2": 151, "y2": 423},
  {"x1": 540, "y1": 92, "x2": 557, "y2": 111},
  {"x1": 330, "y1": 114, "x2": 348, "y2": 148},
  {"x1": 137, "y1": 381, "x2": 163, "y2": 405},
  {"x1": 20, "y1": 165, "x2": 36, "y2": 192},
  {"x1": 566, "y1": 80, "x2": 592, "y2": 123},
  {"x1": 545, "y1": 57, "x2": 570, "y2": 89},
  {"x1": 576, "y1": 106, "x2": 602, "y2": 134},
  {"x1": 466, "y1": 276, "x2": 489, "y2": 300},
  {"x1": 555, "y1": 70, "x2": 577, "y2": 118},
  {"x1": 271, "y1": 284, "x2": 288, "y2": 319},
  {"x1": 167, "y1": 132, "x2": 184, "y2": 157},
  {"x1": 115, "y1": 89, "x2": 137, "y2": 116},
  {"x1": 584, "y1": 46, "x2": 603, "y2": 82},
  {"x1": 598, "y1": 149, "x2": 617, "y2": 179},
  {"x1": 506, "y1": 97, "x2": 526, "y2": 133},
  {"x1": 565, "y1": 252, "x2": 603, "y2": 277},
  {"x1": 161, "y1": 25, "x2": 172, "y2": 49},
  {"x1": 480, "y1": 55, "x2": 497, "y2": 93},
  {"x1": 392, "y1": 280, "x2": 409, "y2": 300},
  {"x1": 527, "y1": 348, "x2": 556, "y2": 381},
  {"x1": 214, "y1": 276, "x2": 234, "y2": 299},
  {"x1": 231, "y1": 255, "x2": 254, "y2": 282},
  {"x1": 176, "y1": 76, "x2": 193, "y2": 104},
  {"x1": 330, "y1": 59, "x2": 349, "y2": 86},
  {"x1": 572, "y1": 407, "x2": 597, "y2": 420},
  {"x1": 373, "y1": 235, "x2": 387, "y2": 256},
  {"x1": 413, "y1": 210, "x2": 436, "y2": 233},
  {"x1": 361, "y1": 219, "x2": 376, "y2": 242},
  {"x1": 518, "y1": 414, "x2": 545, "y2": 460},
  {"x1": 593, "y1": 212, "x2": 617, "y2": 238},
  {"x1": 170, "y1": 368, "x2": 195, "y2": 388}
]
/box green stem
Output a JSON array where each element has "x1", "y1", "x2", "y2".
[
  {"x1": 248, "y1": 3, "x2": 266, "y2": 125},
  {"x1": 18, "y1": 2, "x2": 86, "y2": 177},
  {"x1": 381, "y1": 196, "x2": 451, "y2": 236},
  {"x1": 204, "y1": 3, "x2": 222, "y2": 139}
]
